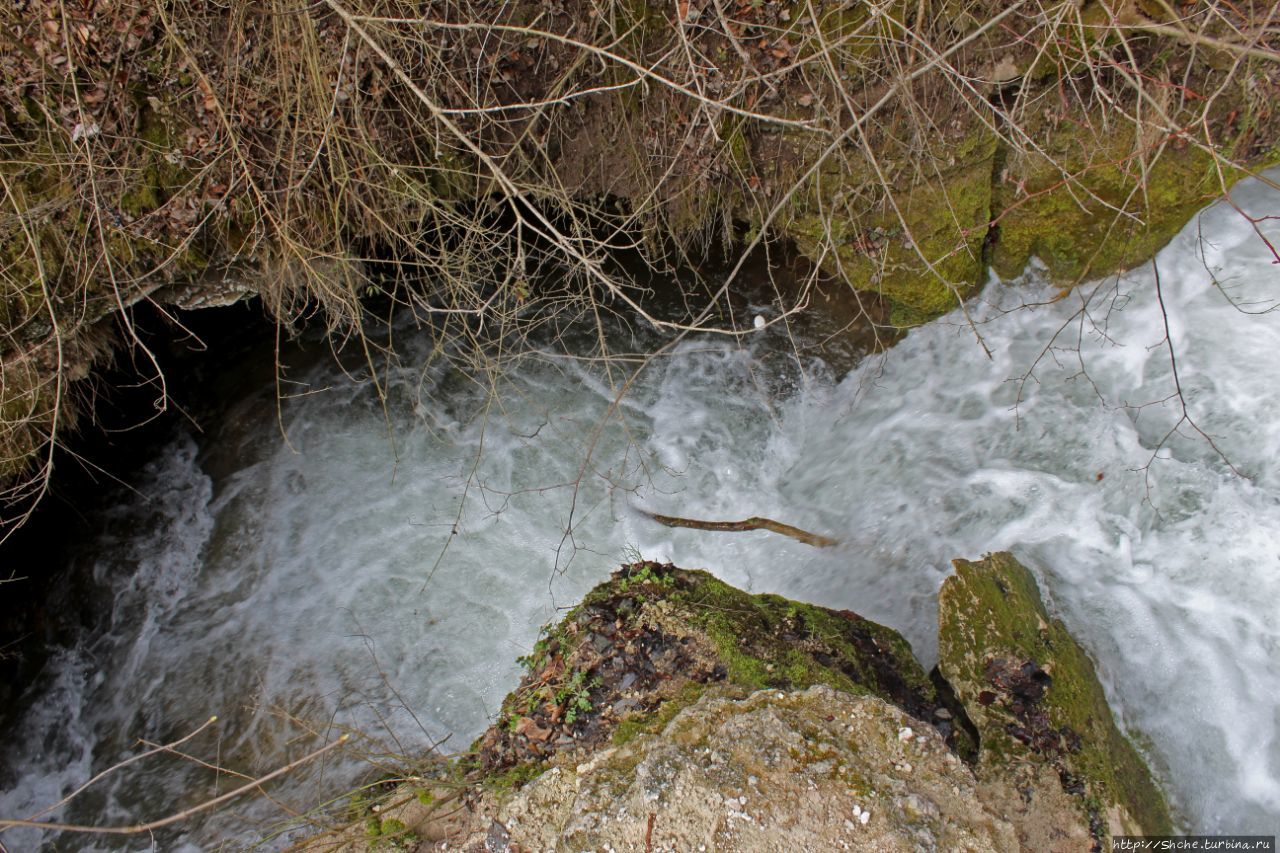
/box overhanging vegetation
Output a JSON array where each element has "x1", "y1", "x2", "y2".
[{"x1": 2, "y1": 0, "x2": 1278, "y2": 536}]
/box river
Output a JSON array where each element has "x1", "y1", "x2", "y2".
[{"x1": 2, "y1": 170, "x2": 1279, "y2": 848}]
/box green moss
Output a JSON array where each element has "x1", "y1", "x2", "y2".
[
  {"x1": 990, "y1": 115, "x2": 1270, "y2": 283},
  {"x1": 0, "y1": 235, "x2": 46, "y2": 328},
  {"x1": 938, "y1": 552, "x2": 1172, "y2": 836},
  {"x1": 0, "y1": 208, "x2": 61, "y2": 477},
  {"x1": 119, "y1": 99, "x2": 192, "y2": 217},
  {"x1": 0, "y1": 94, "x2": 203, "y2": 320},
  {"x1": 119, "y1": 180, "x2": 161, "y2": 217},
  {"x1": 612, "y1": 680, "x2": 708, "y2": 746},
  {"x1": 781, "y1": 127, "x2": 998, "y2": 327},
  {"x1": 779, "y1": 91, "x2": 1277, "y2": 328},
  {"x1": 0, "y1": 366, "x2": 50, "y2": 480},
  {"x1": 0, "y1": 89, "x2": 235, "y2": 480},
  {"x1": 480, "y1": 760, "x2": 548, "y2": 795},
  {"x1": 364, "y1": 816, "x2": 419, "y2": 851},
  {"x1": 669, "y1": 569, "x2": 940, "y2": 715}
]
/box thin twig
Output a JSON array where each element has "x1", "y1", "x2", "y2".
[{"x1": 0, "y1": 736, "x2": 349, "y2": 837}]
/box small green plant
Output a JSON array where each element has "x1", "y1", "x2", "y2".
[
  {"x1": 364, "y1": 816, "x2": 420, "y2": 851},
  {"x1": 617, "y1": 563, "x2": 673, "y2": 594},
  {"x1": 516, "y1": 628, "x2": 555, "y2": 672},
  {"x1": 555, "y1": 668, "x2": 603, "y2": 725},
  {"x1": 482, "y1": 760, "x2": 549, "y2": 794},
  {"x1": 346, "y1": 791, "x2": 371, "y2": 821}
]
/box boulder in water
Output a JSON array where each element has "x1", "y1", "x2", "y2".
[
  {"x1": 938, "y1": 551, "x2": 1173, "y2": 846},
  {"x1": 306, "y1": 556, "x2": 1170, "y2": 850}
]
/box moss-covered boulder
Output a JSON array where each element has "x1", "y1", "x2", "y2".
[
  {"x1": 990, "y1": 114, "x2": 1269, "y2": 285},
  {"x1": 779, "y1": 112, "x2": 1278, "y2": 328},
  {"x1": 470, "y1": 560, "x2": 972, "y2": 780},
  {"x1": 305, "y1": 557, "x2": 1177, "y2": 850},
  {"x1": 774, "y1": 125, "x2": 999, "y2": 329},
  {"x1": 938, "y1": 552, "x2": 1172, "y2": 847}
]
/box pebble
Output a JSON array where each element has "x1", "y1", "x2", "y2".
[
  {"x1": 859, "y1": 810, "x2": 871, "y2": 825},
  {"x1": 897, "y1": 726, "x2": 914, "y2": 741},
  {"x1": 754, "y1": 315, "x2": 766, "y2": 329}
]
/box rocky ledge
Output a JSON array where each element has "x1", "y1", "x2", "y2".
[{"x1": 302, "y1": 553, "x2": 1169, "y2": 851}]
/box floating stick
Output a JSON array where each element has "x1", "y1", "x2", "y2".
[{"x1": 638, "y1": 509, "x2": 839, "y2": 548}]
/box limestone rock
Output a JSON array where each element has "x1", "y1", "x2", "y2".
[
  {"x1": 469, "y1": 561, "x2": 971, "y2": 780},
  {"x1": 462, "y1": 686, "x2": 1017, "y2": 851}
]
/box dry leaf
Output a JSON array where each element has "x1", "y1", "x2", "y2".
[{"x1": 515, "y1": 716, "x2": 553, "y2": 742}]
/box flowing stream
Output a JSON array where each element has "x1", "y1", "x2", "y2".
[{"x1": 3, "y1": 171, "x2": 1280, "y2": 848}]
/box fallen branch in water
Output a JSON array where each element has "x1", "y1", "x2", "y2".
[{"x1": 637, "y1": 509, "x2": 839, "y2": 548}]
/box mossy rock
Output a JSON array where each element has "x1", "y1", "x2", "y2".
[
  {"x1": 990, "y1": 112, "x2": 1274, "y2": 284},
  {"x1": 776, "y1": 95, "x2": 1277, "y2": 327},
  {"x1": 938, "y1": 552, "x2": 1172, "y2": 840},
  {"x1": 780, "y1": 126, "x2": 998, "y2": 327},
  {"x1": 303, "y1": 555, "x2": 1178, "y2": 850},
  {"x1": 471, "y1": 560, "x2": 974, "y2": 781}
]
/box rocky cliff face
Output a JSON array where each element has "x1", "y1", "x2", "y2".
[{"x1": 302, "y1": 554, "x2": 1169, "y2": 851}]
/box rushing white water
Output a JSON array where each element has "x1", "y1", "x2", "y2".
[{"x1": 3, "y1": 170, "x2": 1280, "y2": 847}]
